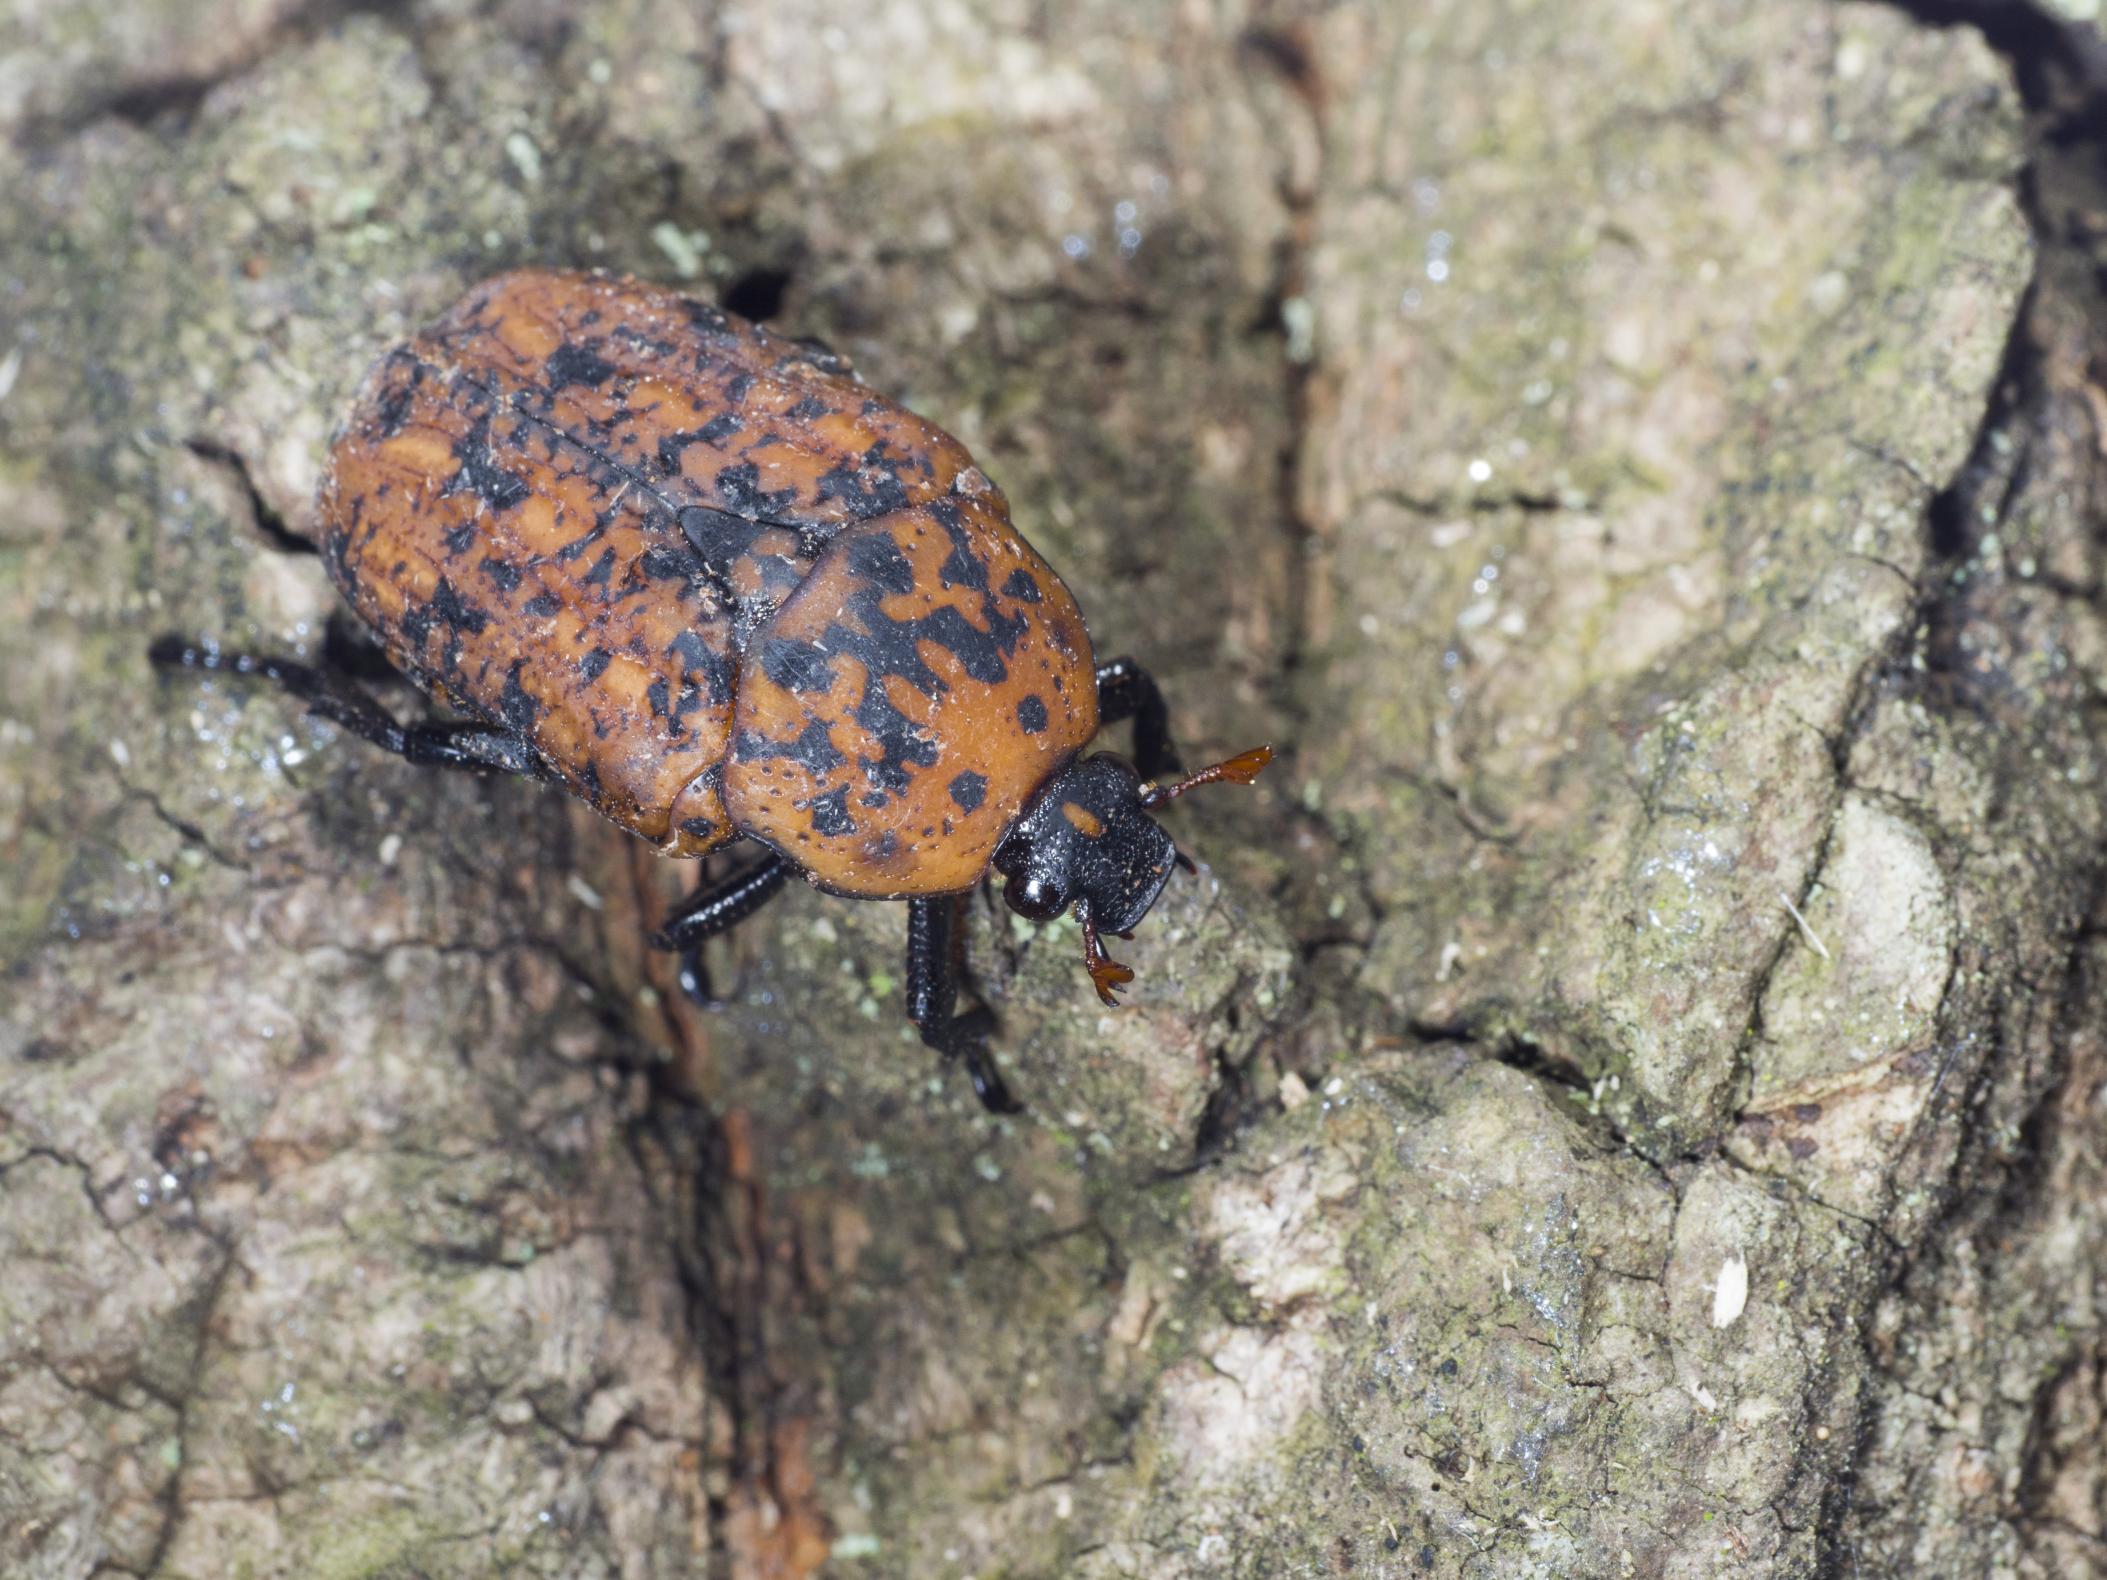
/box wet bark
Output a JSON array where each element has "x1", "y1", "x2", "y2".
[{"x1": 2, "y1": 1, "x2": 2104, "y2": 1575}]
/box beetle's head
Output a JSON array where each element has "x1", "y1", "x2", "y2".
[{"x1": 992, "y1": 745, "x2": 1272, "y2": 1005}]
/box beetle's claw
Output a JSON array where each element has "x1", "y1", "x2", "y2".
[
  {"x1": 676, "y1": 947, "x2": 740, "y2": 1011},
  {"x1": 1077, "y1": 905, "x2": 1135, "y2": 1007},
  {"x1": 965, "y1": 1048, "x2": 1025, "y2": 1113},
  {"x1": 1087, "y1": 953, "x2": 1135, "y2": 1007}
]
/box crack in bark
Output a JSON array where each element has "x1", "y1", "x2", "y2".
[{"x1": 1812, "y1": 1, "x2": 2107, "y2": 1570}]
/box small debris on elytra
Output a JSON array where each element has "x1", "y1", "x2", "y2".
[{"x1": 566, "y1": 874, "x2": 604, "y2": 911}]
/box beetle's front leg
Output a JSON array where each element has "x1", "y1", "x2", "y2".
[
  {"x1": 1094, "y1": 656, "x2": 1180, "y2": 780},
  {"x1": 905, "y1": 895, "x2": 1021, "y2": 1113}
]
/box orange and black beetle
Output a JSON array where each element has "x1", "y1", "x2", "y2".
[{"x1": 154, "y1": 269, "x2": 1269, "y2": 1109}]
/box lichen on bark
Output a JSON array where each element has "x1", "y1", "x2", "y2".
[{"x1": 3, "y1": 1, "x2": 2105, "y2": 1577}]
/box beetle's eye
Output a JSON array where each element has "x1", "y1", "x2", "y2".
[{"x1": 1004, "y1": 873, "x2": 1069, "y2": 922}]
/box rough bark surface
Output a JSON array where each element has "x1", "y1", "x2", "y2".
[{"x1": 2, "y1": 2, "x2": 2104, "y2": 1577}]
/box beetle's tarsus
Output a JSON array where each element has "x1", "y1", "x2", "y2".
[{"x1": 962, "y1": 1039, "x2": 1023, "y2": 1114}]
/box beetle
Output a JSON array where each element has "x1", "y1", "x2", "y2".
[{"x1": 153, "y1": 268, "x2": 1270, "y2": 1110}]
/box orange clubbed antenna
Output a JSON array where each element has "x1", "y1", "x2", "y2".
[{"x1": 1139, "y1": 745, "x2": 1274, "y2": 811}]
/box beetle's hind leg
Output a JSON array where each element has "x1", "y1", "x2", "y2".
[
  {"x1": 905, "y1": 895, "x2": 1021, "y2": 1114},
  {"x1": 652, "y1": 853, "x2": 792, "y2": 1008},
  {"x1": 1094, "y1": 656, "x2": 1181, "y2": 780},
  {"x1": 149, "y1": 637, "x2": 542, "y2": 776}
]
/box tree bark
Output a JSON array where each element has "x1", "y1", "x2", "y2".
[{"x1": 2, "y1": 1, "x2": 2103, "y2": 1576}]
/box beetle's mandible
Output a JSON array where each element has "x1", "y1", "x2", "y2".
[{"x1": 154, "y1": 268, "x2": 1270, "y2": 1109}]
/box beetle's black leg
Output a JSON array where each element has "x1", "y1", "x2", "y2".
[
  {"x1": 905, "y1": 895, "x2": 1021, "y2": 1113},
  {"x1": 150, "y1": 637, "x2": 542, "y2": 776},
  {"x1": 650, "y1": 854, "x2": 793, "y2": 1007},
  {"x1": 319, "y1": 611, "x2": 403, "y2": 682},
  {"x1": 1094, "y1": 656, "x2": 1181, "y2": 780}
]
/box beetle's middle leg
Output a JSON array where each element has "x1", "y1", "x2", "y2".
[
  {"x1": 905, "y1": 894, "x2": 1022, "y2": 1113},
  {"x1": 652, "y1": 853, "x2": 792, "y2": 1007},
  {"x1": 1094, "y1": 656, "x2": 1181, "y2": 780},
  {"x1": 149, "y1": 638, "x2": 541, "y2": 776}
]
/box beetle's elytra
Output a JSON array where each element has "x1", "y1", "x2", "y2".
[{"x1": 155, "y1": 268, "x2": 1270, "y2": 1109}]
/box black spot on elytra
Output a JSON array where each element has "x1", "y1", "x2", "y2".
[
  {"x1": 736, "y1": 718, "x2": 844, "y2": 775},
  {"x1": 545, "y1": 340, "x2": 617, "y2": 388},
  {"x1": 686, "y1": 299, "x2": 731, "y2": 335},
  {"x1": 579, "y1": 648, "x2": 612, "y2": 682},
  {"x1": 658, "y1": 430, "x2": 708, "y2": 478},
  {"x1": 679, "y1": 815, "x2": 715, "y2": 838},
  {"x1": 806, "y1": 786, "x2": 855, "y2": 837},
  {"x1": 669, "y1": 628, "x2": 733, "y2": 706},
  {"x1": 862, "y1": 830, "x2": 901, "y2": 862},
  {"x1": 680, "y1": 505, "x2": 761, "y2": 563},
  {"x1": 790, "y1": 336, "x2": 851, "y2": 376},
  {"x1": 582, "y1": 548, "x2": 617, "y2": 588},
  {"x1": 373, "y1": 358, "x2": 420, "y2": 436},
  {"x1": 555, "y1": 524, "x2": 608, "y2": 562},
  {"x1": 760, "y1": 637, "x2": 835, "y2": 694},
  {"x1": 444, "y1": 522, "x2": 477, "y2": 555},
  {"x1": 647, "y1": 677, "x2": 671, "y2": 717},
  {"x1": 1017, "y1": 694, "x2": 1049, "y2": 733},
  {"x1": 398, "y1": 577, "x2": 487, "y2": 666},
  {"x1": 428, "y1": 577, "x2": 489, "y2": 634},
  {"x1": 442, "y1": 418, "x2": 531, "y2": 512},
  {"x1": 784, "y1": 394, "x2": 831, "y2": 422},
  {"x1": 724, "y1": 372, "x2": 754, "y2": 405},
  {"x1": 776, "y1": 527, "x2": 1029, "y2": 711},
  {"x1": 910, "y1": 603, "x2": 1027, "y2": 684},
  {"x1": 700, "y1": 411, "x2": 743, "y2": 443},
  {"x1": 855, "y1": 675, "x2": 938, "y2": 798},
  {"x1": 948, "y1": 771, "x2": 987, "y2": 813},
  {"x1": 523, "y1": 592, "x2": 562, "y2": 619},
  {"x1": 844, "y1": 533, "x2": 917, "y2": 596},
  {"x1": 1002, "y1": 567, "x2": 1043, "y2": 603},
  {"x1": 804, "y1": 792, "x2": 855, "y2": 842},
  {"x1": 931, "y1": 501, "x2": 988, "y2": 591},
  {"x1": 637, "y1": 543, "x2": 699, "y2": 582},
  {"x1": 816, "y1": 457, "x2": 909, "y2": 520},
  {"x1": 499, "y1": 664, "x2": 539, "y2": 732},
  {"x1": 480, "y1": 556, "x2": 523, "y2": 593},
  {"x1": 716, "y1": 460, "x2": 796, "y2": 518}
]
